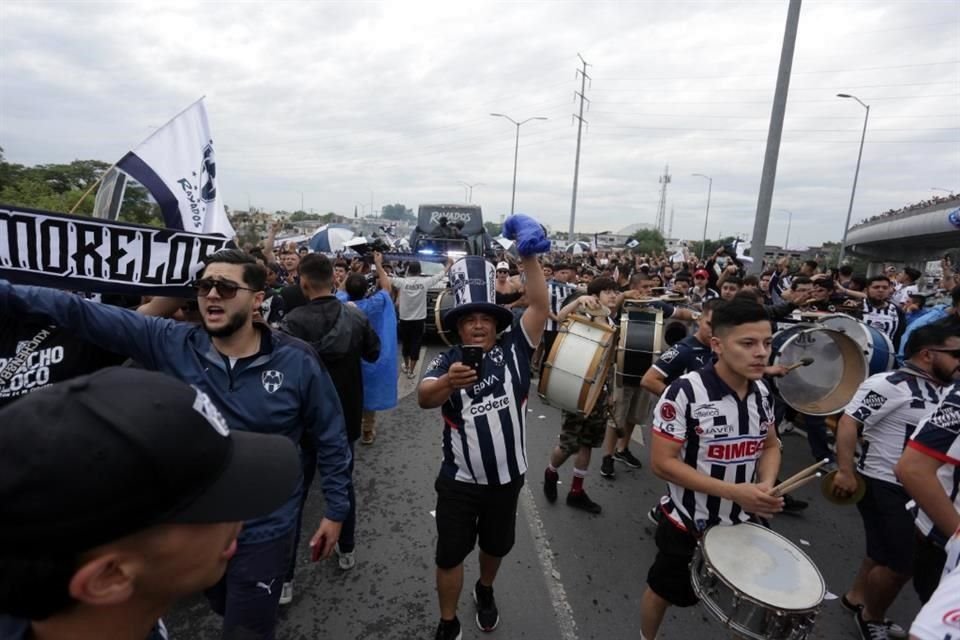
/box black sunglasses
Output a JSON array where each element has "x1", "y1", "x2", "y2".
[
  {"x1": 929, "y1": 348, "x2": 960, "y2": 358},
  {"x1": 192, "y1": 278, "x2": 258, "y2": 299}
]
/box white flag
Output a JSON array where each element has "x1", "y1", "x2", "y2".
[
  {"x1": 92, "y1": 167, "x2": 127, "y2": 221},
  {"x1": 626, "y1": 238, "x2": 640, "y2": 249},
  {"x1": 116, "y1": 98, "x2": 234, "y2": 237},
  {"x1": 670, "y1": 249, "x2": 685, "y2": 264}
]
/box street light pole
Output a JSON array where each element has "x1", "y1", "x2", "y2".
[
  {"x1": 692, "y1": 173, "x2": 713, "y2": 260},
  {"x1": 778, "y1": 208, "x2": 793, "y2": 250},
  {"x1": 491, "y1": 113, "x2": 548, "y2": 215},
  {"x1": 836, "y1": 93, "x2": 870, "y2": 267},
  {"x1": 458, "y1": 181, "x2": 484, "y2": 203}
]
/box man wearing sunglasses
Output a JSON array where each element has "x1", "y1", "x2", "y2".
[
  {"x1": 833, "y1": 320, "x2": 960, "y2": 640},
  {"x1": 0, "y1": 249, "x2": 352, "y2": 640}
]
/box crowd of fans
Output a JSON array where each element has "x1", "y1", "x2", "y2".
[{"x1": 857, "y1": 192, "x2": 959, "y2": 226}]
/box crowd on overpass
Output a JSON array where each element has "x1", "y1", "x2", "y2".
[{"x1": 857, "y1": 191, "x2": 960, "y2": 226}]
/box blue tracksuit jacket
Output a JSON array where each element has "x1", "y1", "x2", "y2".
[{"x1": 0, "y1": 281, "x2": 351, "y2": 544}]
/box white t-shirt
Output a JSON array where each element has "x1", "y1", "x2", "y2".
[
  {"x1": 844, "y1": 367, "x2": 946, "y2": 485},
  {"x1": 892, "y1": 282, "x2": 919, "y2": 307},
  {"x1": 391, "y1": 271, "x2": 447, "y2": 321},
  {"x1": 909, "y1": 560, "x2": 960, "y2": 640}
]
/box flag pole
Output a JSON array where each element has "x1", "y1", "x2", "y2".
[{"x1": 68, "y1": 162, "x2": 117, "y2": 214}]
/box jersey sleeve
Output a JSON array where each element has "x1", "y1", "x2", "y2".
[
  {"x1": 907, "y1": 387, "x2": 960, "y2": 465},
  {"x1": 651, "y1": 345, "x2": 686, "y2": 380},
  {"x1": 844, "y1": 374, "x2": 905, "y2": 427},
  {"x1": 652, "y1": 378, "x2": 690, "y2": 443},
  {"x1": 423, "y1": 349, "x2": 453, "y2": 381}
]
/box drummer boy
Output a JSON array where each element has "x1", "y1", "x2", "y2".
[
  {"x1": 542, "y1": 277, "x2": 620, "y2": 514},
  {"x1": 639, "y1": 298, "x2": 784, "y2": 640}
]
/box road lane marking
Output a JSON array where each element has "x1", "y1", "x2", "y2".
[{"x1": 519, "y1": 485, "x2": 579, "y2": 640}]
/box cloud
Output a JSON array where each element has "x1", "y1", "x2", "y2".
[{"x1": 1, "y1": 0, "x2": 957, "y2": 248}]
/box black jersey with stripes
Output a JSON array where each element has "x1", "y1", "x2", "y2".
[
  {"x1": 652, "y1": 361, "x2": 776, "y2": 531},
  {"x1": 423, "y1": 317, "x2": 536, "y2": 486}
]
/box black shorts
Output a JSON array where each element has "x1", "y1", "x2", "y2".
[
  {"x1": 913, "y1": 532, "x2": 947, "y2": 604},
  {"x1": 646, "y1": 518, "x2": 700, "y2": 607},
  {"x1": 434, "y1": 473, "x2": 525, "y2": 569},
  {"x1": 856, "y1": 476, "x2": 916, "y2": 576}
]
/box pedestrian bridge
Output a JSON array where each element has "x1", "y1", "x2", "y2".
[{"x1": 846, "y1": 203, "x2": 960, "y2": 262}]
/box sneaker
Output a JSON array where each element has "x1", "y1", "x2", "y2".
[
  {"x1": 361, "y1": 432, "x2": 375, "y2": 445},
  {"x1": 473, "y1": 581, "x2": 500, "y2": 632},
  {"x1": 613, "y1": 447, "x2": 643, "y2": 469},
  {"x1": 647, "y1": 505, "x2": 662, "y2": 525},
  {"x1": 401, "y1": 363, "x2": 409, "y2": 375},
  {"x1": 335, "y1": 543, "x2": 356, "y2": 570},
  {"x1": 840, "y1": 593, "x2": 862, "y2": 613},
  {"x1": 884, "y1": 620, "x2": 907, "y2": 639},
  {"x1": 434, "y1": 617, "x2": 462, "y2": 640},
  {"x1": 855, "y1": 609, "x2": 890, "y2": 640},
  {"x1": 566, "y1": 490, "x2": 602, "y2": 514},
  {"x1": 278, "y1": 581, "x2": 293, "y2": 606},
  {"x1": 780, "y1": 421, "x2": 795, "y2": 434},
  {"x1": 543, "y1": 468, "x2": 558, "y2": 503},
  {"x1": 782, "y1": 493, "x2": 809, "y2": 512},
  {"x1": 600, "y1": 455, "x2": 615, "y2": 479}
]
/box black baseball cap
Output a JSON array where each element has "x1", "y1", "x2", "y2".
[{"x1": 0, "y1": 368, "x2": 301, "y2": 554}]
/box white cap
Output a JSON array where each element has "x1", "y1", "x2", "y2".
[{"x1": 496, "y1": 261, "x2": 510, "y2": 271}]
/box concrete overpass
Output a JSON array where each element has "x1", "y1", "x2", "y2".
[{"x1": 845, "y1": 202, "x2": 960, "y2": 266}]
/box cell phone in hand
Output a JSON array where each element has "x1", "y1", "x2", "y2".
[{"x1": 461, "y1": 345, "x2": 484, "y2": 375}]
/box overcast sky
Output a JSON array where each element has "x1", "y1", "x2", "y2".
[{"x1": 1, "y1": 0, "x2": 958, "y2": 248}]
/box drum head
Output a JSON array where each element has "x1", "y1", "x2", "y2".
[
  {"x1": 772, "y1": 327, "x2": 866, "y2": 416},
  {"x1": 702, "y1": 523, "x2": 825, "y2": 611},
  {"x1": 434, "y1": 289, "x2": 455, "y2": 346}
]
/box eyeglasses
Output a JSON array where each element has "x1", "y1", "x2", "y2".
[
  {"x1": 192, "y1": 278, "x2": 259, "y2": 299},
  {"x1": 929, "y1": 348, "x2": 960, "y2": 358}
]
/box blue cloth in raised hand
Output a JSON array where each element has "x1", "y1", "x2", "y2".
[{"x1": 502, "y1": 214, "x2": 551, "y2": 256}]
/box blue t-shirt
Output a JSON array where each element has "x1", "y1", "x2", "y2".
[{"x1": 651, "y1": 334, "x2": 713, "y2": 384}]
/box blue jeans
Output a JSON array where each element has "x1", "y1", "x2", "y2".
[
  {"x1": 802, "y1": 414, "x2": 834, "y2": 463},
  {"x1": 205, "y1": 529, "x2": 295, "y2": 640}
]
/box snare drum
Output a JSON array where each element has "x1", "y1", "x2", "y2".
[
  {"x1": 818, "y1": 313, "x2": 895, "y2": 375},
  {"x1": 539, "y1": 315, "x2": 616, "y2": 415},
  {"x1": 434, "y1": 289, "x2": 455, "y2": 346},
  {"x1": 771, "y1": 325, "x2": 866, "y2": 416},
  {"x1": 691, "y1": 523, "x2": 825, "y2": 640}
]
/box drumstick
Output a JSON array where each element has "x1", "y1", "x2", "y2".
[
  {"x1": 771, "y1": 458, "x2": 830, "y2": 494},
  {"x1": 772, "y1": 472, "x2": 823, "y2": 497},
  {"x1": 783, "y1": 357, "x2": 815, "y2": 373}
]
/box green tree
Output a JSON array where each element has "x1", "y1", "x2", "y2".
[
  {"x1": 687, "y1": 236, "x2": 738, "y2": 261},
  {"x1": 483, "y1": 221, "x2": 501, "y2": 236},
  {"x1": 629, "y1": 228, "x2": 667, "y2": 255},
  {"x1": 381, "y1": 203, "x2": 414, "y2": 221}
]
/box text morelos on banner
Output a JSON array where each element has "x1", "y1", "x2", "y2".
[
  {"x1": 0, "y1": 204, "x2": 230, "y2": 296},
  {"x1": 114, "y1": 97, "x2": 235, "y2": 238}
]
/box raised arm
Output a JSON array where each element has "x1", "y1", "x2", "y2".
[{"x1": 2, "y1": 281, "x2": 183, "y2": 370}]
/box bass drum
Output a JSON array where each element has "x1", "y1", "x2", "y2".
[
  {"x1": 617, "y1": 303, "x2": 665, "y2": 386},
  {"x1": 539, "y1": 315, "x2": 617, "y2": 416},
  {"x1": 771, "y1": 325, "x2": 866, "y2": 416},
  {"x1": 433, "y1": 289, "x2": 455, "y2": 346},
  {"x1": 818, "y1": 313, "x2": 895, "y2": 375}
]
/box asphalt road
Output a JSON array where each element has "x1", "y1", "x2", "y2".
[{"x1": 166, "y1": 340, "x2": 923, "y2": 640}]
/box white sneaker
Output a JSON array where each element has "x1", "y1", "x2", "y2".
[
  {"x1": 336, "y1": 543, "x2": 356, "y2": 570},
  {"x1": 278, "y1": 581, "x2": 293, "y2": 605}
]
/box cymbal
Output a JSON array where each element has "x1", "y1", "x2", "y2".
[{"x1": 820, "y1": 469, "x2": 866, "y2": 505}]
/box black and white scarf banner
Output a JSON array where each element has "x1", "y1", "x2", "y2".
[{"x1": 0, "y1": 204, "x2": 230, "y2": 296}]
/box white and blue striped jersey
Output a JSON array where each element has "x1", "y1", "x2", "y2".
[
  {"x1": 424, "y1": 319, "x2": 535, "y2": 485},
  {"x1": 544, "y1": 281, "x2": 577, "y2": 332},
  {"x1": 844, "y1": 366, "x2": 946, "y2": 485},
  {"x1": 862, "y1": 299, "x2": 904, "y2": 346},
  {"x1": 652, "y1": 362, "x2": 775, "y2": 531},
  {"x1": 907, "y1": 381, "x2": 960, "y2": 544}
]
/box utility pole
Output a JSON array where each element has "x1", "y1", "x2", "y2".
[
  {"x1": 568, "y1": 53, "x2": 591, "y2": 239},
  {"x1": 748, "y1": 0, "x2": 802, "y2": 274},
  {"x1": 668, "y1": 205, "x2": 675, "y2": 239},
  {"x1": 655, "y1": 165, "x2": 671, "y2": 234}
]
